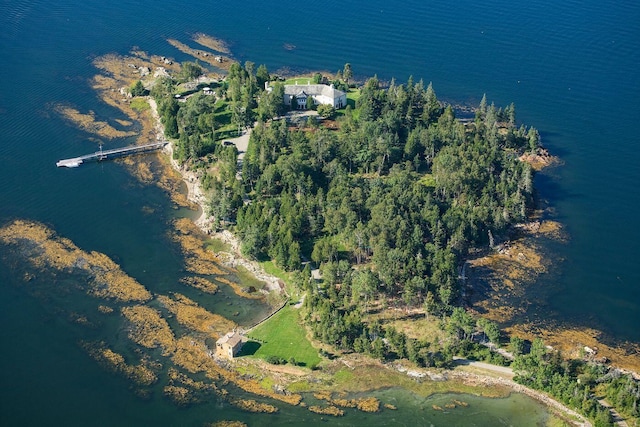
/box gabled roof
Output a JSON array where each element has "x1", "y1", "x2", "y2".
[
  {"x1": 217, "y1": 331, "x2": 242, "y2": 347},
  {"x1": 284, "y1": 84, "x2": 345, "y2": 100}
]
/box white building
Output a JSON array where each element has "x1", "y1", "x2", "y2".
[{"x1": 283, "y1": 83, "x2": 347, "y2": 110}]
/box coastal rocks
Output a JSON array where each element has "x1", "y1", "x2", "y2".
[
  {"x1": 166, "y1": 38, "x2": 234, "y2": 71},
  {"x1": 210, "y1": 230, "x2": 282, "y2": 293},
  {"x1": 205, "y1": 422, "x2": 247, "y2": 427},
  {"x1": 157, "y1": 293, "x2": 236, "y2": 340},
  {"x1": 163, "y1": 385, "x2": 195, "y2": 406},
  {"x1": 407, "y1": 370, "x2": 427, "y2": 379},
  {"x1": 232, "y1": 399, "x2": 279, "y2": 413},
  {"x1": 148, "y1": 97, "x2": 284, "y2": 298},
  {"x1": 153, "y1": 67, "x2": 170, "y2": 78},
  {"x1": 82, "y1": 341, "x2": 158, "y2": 387},
  {"x1": 192, "y1": 33, "x2": 231, "y2": 55},
  {"x1": 312, "y1": 391, "x2": 381, "y2": 413},
  {"x1": 179, "y1": 276, "x2": 219, "y2": 294},
  {"x1": 518, "y1": 148, "x2": 561, "y2": 171},
  {"x1": 308, "y1": 405, "x2": 344, "y2": 416},
  {"x1": 52, "y1": 104, "x2": 136, "y2": 139},
  {"x1": 121, "y1": 305, "x2": 177, "y2": 356},
  {"x1": 0, "y1": 220, "x2": 151, "y2": 302}
]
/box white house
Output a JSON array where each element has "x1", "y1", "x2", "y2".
[{"x1": 283, "y1": 83, "x2": 347, "y2": 110}]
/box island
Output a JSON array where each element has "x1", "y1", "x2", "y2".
[{"x1": 11, "y1": 33, "x2": 637, "y2": 426}]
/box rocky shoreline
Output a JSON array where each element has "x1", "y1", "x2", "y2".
[
  {"x1": 448, "y1": 369, "x2": 592, "y2": 426},
  {"x1": 148, "y1": 95, "x2": 600, "y2": 426},
  {"x1": 148, "y1": 98, "x2": 283, "y2": 294}
]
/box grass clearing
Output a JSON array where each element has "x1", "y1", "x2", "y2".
[
  {"x1": 247, "y1": 305, "x2": 321, "y2": 368},
  {"x1": 346, "y1": 88, "x2": 361, "y2": 103},
  {"x1": 335, "y1": 89, "x2": 360, "y2": 119},
  {"x1": 130, "y1": 98, "x2": 150, "y2": 112},
  {"x1": 260, "y1": 260, "x2": 287, "y2": 279},
  {"x1": 283, "y1": 77, "x2": 316, "y2": 86},
  {"x1": 260, "y1": 260, "x2": 293, "y2": 283},
  {"x1": 325, "y1": 359, "x2": 510, "y2": 398}
]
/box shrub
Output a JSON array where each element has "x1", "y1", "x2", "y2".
[{"x1": 317, "y1": 104, "x2": 335, "y2": 119}]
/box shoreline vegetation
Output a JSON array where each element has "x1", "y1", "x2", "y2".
[{"x1": 31, "y1": 32, "x2": 638, "y2": 426}]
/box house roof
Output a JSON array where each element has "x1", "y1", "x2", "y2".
[
  {"x1": 284, "y1": 84, "x2": 345, "y2": 100},
  {"x1": 217, "y1": 331, "x2": 242, "y2": 347}
]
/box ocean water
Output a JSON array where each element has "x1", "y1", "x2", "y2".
[{"x1": 1, "y1": 0, "x2": 639, "y2": 425}]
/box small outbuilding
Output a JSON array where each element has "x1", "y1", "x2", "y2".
[{"x1": 216, "y1": 331, "x2": 244, "y2": 359}]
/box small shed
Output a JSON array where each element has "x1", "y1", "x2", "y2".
[{"x1": 216, "y1": 331, "x2": 243, "y2": 359}]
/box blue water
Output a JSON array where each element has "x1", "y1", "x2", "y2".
[{"x1": 1, "y1": 0, "x2": 639, "y2": 425}]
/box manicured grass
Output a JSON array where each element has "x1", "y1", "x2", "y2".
[
  {"x1": 247, "y1": 305, "x2": 321, "y2": 368},
  {"x1": 283, "y1": 77, "x2": 316, "y2": 86},
  {"x1": 346, "y1": 88, "x2": 361, "y2": 103},
  {"x1": 335, "y1": 89, "x2": 360, "y2": 119}
]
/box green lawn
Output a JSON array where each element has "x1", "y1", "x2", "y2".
[
  {"x1": 282, "y1": 77, "x2": 316, "y2": 86},
  {"x1": 246, "y1": 305, "x2": 321, "y2": 368},
  {"x1": 346, "y1": 88, "x2": 361, "y2": 103},
  {"x1": 259, "y1": 260, "x2": 293, "y2": 283},
  {"x1": 130, "y1": 98, "x2": 150, "y2": 112}
]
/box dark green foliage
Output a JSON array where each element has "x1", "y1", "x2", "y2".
[
  {"x1": 257, "y1": 82, "x2": 285, "y2": 121},
  {"x1": 180, "y1": 61, "x2": 204, "y2": 82},
  {"x1": 449, "y1": 340, "x2": 510, "y2": 366},
  {"x1": 305, "y1": 94, "x2": 315, "y2": 110},
  {"x1": 172, "y1": 93, "x2": 219, "y2": 162},
  {"x1": 477, "y1": 317, "x2": 501, "y2": 344},
  {"x1": 236, "y1": 77, "x2": 535, "y2": 312},
  {"x1": 343, "y1": 63, "x2": 353, "y2": 84},
  {"x1": 153, "y1": 62, "x2": 266, "y2": 164},
  {"x1": 256, "y1": 64, "x2": 270, "y2": 90},
  {"x1": 317, "y1": 104, "x2": 335, "y2": 119},
  {"x1": 157, "y1": 68, "x2": 547, "y2": 383},
  {"x1": 446, "y1": 307, "x2": 475, "y2": 341},
  {"x1": 129, "y1": 80, "x2": 147, "y2": 97},
  {"x1": 512, "y1": 341, "x2": 639, "y2": 426},
  {"x1": 265, "y1": 355, "x2": 286, "y2": 365},
  {"x1": 153, "y1": 78, "x2": 180, "y2": 139},
  {"x1": 150, "y1": 67, "x2": 638, "y2": 425},
  {"x1": 510, "y1": 336, "x2": 525, "y2": 356}
]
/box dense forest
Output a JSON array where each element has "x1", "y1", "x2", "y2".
[
  {"x1": 149, "y1": 62, "x2": 639, "y2": 427},
  {"x1": 238, "y1": 72, "x2": 536, "y2": 313}
]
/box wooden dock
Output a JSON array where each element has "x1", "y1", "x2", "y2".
[{"x1": 56, "y1": 141, "x2": 167, "y2": 168}]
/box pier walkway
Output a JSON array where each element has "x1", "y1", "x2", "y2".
[{"x1": 56, "y1": 141, "x2": 167, "y2": 168}]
